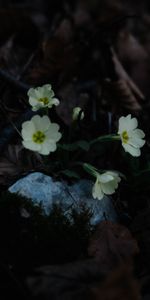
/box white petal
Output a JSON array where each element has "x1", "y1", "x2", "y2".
[
  {"x1": 27, "y1": 85, "x2": 58, "y2": 110},
  {"x1": 39, "y1": 148, "x2": 50, "y2": 155},
  {"x1": 99, "y1": 173, "x2": 114, "y2": 183},
  {"x1": 32, "y1": 106, "x2": 39, "y2": 111},
  {"x1": 106, "y1": 171, "x2": 121, "y2": 183},
  {"x1": 31, "y1": 115, "x2": 42, "y2": 130},
  {"x1": 118, "y1": 116, "x2": 126, "y2": 133},
  {"x1": 54, "y1": 131, "x2": 62, "y2": 142},
  {"x1": 43, "y1": 84, "x2": 52, "y2": 90},
  {"x1": 22, "y1": 140, "x2": 41, "y2": 152},
  {"x1": 41, "y1": 85, "x2": 54, "y2": 98},
  {"x1": 129, "y1": 136, "x2": 145, "y2": 148},
  {"x1": 21, "y1": 121, "x2": 35, "y2": 138},
  {"x1": 46, "y1": 132, "x2": 62, "y2": 143},
  {"x1": 40, "y1": 141, "x2": 56, "y2": 154},
  {"x1": 118, "y1": 115, "x2": 138, "y2": 133},
  {"x1": 51, "y1": 98, "x2": 60, "y2": 106},
  {"x1": 31, "y1": 115, "x2": 51, "y2": 131},
  {"x1": 123, "y1": 143, "x2": 141, "y2": 157},
  {"x1": 47, "y1": 141, "x2": 57, "y2": 152},
  {"x1": 21, "y1": 129, "x2": 32, "y2": 140},
  {"x1": 118, "y1": 115, "x2": 131, "y2": 133},
  {"x1": 42, "y1": 84, "x2": 53, "y2": 92},
  {"x1": 47, "y1": 98, "x2": 60, "y2": 108},
  {"x1": 92, "y1": 180, "x2": 104, "y2": 200},
  {"x1": 133, "y1": 129, "x2": 145, "y2": 138},
  {"x1": 45, "y1": 90, "x2": 54, "y2": 98},
  {"x1": 46, "y1": 124, "x2": 61, "y2": 141},
  {"x1": 127, "y1": 117, "x2": 138, "y2": 131},
  {"x1": 29, "y1": 97, "x2": 39, "y2": 106},
  {"x1": 101, "y1": 181, "x2": 117, "y2": 195},
  {"x1": 40, "y1": 115, "x2": 51, "y2": 131},
  {"x1": 34, "y1": 87, "x2": 42, "y2": 98},
  {"x1": 27, "y1": 88, "x2": 37, "y2": 98}
]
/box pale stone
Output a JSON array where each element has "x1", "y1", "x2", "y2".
[{"x1": 9, "y1": 172, "x2": 117, "y2": 225}]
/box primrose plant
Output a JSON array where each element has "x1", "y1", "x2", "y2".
[{"x1": 21, "y1": 84, "x2": 146, "y2": 201}]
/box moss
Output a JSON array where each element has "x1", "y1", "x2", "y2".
[{"x1": 0, "y1": 191, "x2": 93, "y2": 276}]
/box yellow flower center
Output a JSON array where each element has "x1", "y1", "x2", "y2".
[
  {"x1": 32, "y1": 131, "x2": 46, "y2": 144},
  {"x1": 122, "y1": 130, "x2": 129, "y2": 144},
  {"x1": 38, "y1": 97, "x2": 49, "y2": 105}
]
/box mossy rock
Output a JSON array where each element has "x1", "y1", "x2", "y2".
[{"x1": 0, "y1": 191, "x2": 93, "y2": 276}]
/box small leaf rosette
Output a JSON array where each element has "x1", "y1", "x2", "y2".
[
  {"x1": 21, "y1": 115, "x2": 62, "y2": 155},
  {"x1": 118, "y1": 114, "x2": 145, "y2": 157},
  {"x1": 28, "y1": 84, "x2": 60, "y2": 111}
]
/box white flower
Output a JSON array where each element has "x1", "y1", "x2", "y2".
[
  {"x1": 28, "y1": 84, "x2": 60, "y2": 111},
  {"x1": 92, "y1": 171, "x2": 121, "y2": 200},
  {"x1": 72, "y1": 107, "x2": 84, "y2": 121},
  {"x1": 21, "y1": 115, "x2": 62, "y2": 155},
  {"x1": 118, "y1": 114, "x2": 145, "y2": 157}
]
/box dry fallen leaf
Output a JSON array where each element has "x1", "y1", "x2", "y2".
[
  {"x1": 27, "y1": 220, "x2": 139, "y2": 299},
  {"x1": 0, "y1": 144, "x2": 43, "y2": 185},
  {"x1": 88, "y1": 221, "x2": 139, "y2": 268},
  {"x1": 91, "y1": 264, "x2": 141, "y2": 300},
  {"x1": 131, "y1": 208, "x2": 150, "y2": 273},
  {"x1": 116, "y1": 30, "x2": 150, "y2": 96},
  {"x1": 27, "y1": 259, "x2": 106, "y2": 300},
  {"x1": 103, "y1": 78, "x2": 142, "y2": 113},
  {"x1": 27, "y1": 256, "x2": 140, "y2": 300},
  {"x1": 103, "y1": 48, "x2": 144, "y2": 114}
]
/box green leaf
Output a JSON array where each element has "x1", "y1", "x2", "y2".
[
  {"x1": 58, "y1": 140, "x2": 90, "y2": 152},
  {"x1": 90, "y1": 134, "x2": 120, "y2": 146},
  {"x1": 83, "y1": 163, "x2": 98, "y2": 176},
  {"x1": 61, "y1": 169, "x2": 80, "y2": 179},
  {"x1": 76, "y1": 140, "x2": 90, "y2": 151},
  {"x1": 59, "y1": 143, "x2": 77, "y2": 151}
]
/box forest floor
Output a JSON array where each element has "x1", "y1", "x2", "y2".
[{"x1": 0, "y1": 0, "x2": 150, "y2": 299}]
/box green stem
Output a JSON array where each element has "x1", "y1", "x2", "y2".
[
  {"x1": 83, "y1": 162, "x2": 99, "y2": 177},
  {"x1": 90, "y1": 134, "x2": 120, "y2": 146}
]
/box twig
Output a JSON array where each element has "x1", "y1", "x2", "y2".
[
  {"x1": 111, "y1": 47, "x2": 145, "y2": 100},
  {"x1": 0, "y1": 262, "x2": 29, "y2": 299},
  {"x1": 0, "y1": 69, "x2": 31, "y2": 91},
  {"x1": 16, "y1": 52, "x2": 36, "y2": 81},
  {"x1": 0, "y1": 109, "x2": 35, "y2": 153},
  {"x1": 0, "y1": 104, "x2": 22, "y2": 137}
]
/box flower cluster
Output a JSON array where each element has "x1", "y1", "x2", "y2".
[
  {"x1": 92, "y1": 171, "x2": 121, "y2": 200},
  {"x1": 22, "y1": 115, "x2": 61, "y2": 155},
  {"x1": 28, "y1": 84, "x2": 59, "y2": 111},
  {"x1": 21, "y1": 84, "x2": 146, "y2": 201},
  {"x1": 83, "y1": 163, "x2": 121, "y2": 200},
  {"x1": 118, "y1": 114, "x2": 145, "y2": 157},
  {"x1": 22, "y1": 84, "x2": 61, "y2": 156}
]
